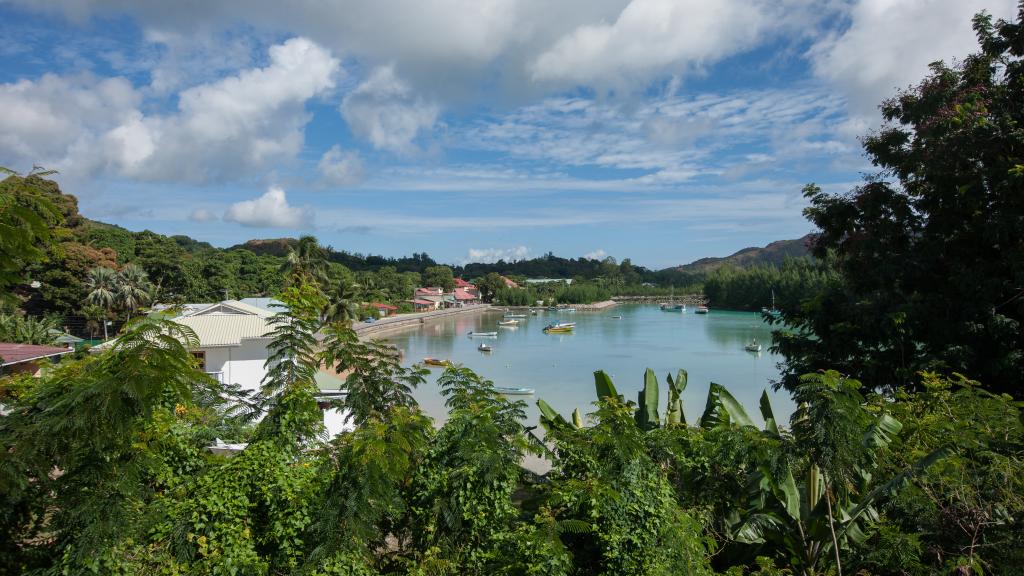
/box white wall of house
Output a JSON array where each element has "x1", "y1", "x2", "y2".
[{"x1": 197, "y1": 338, "x2": 271, "y2": 392}]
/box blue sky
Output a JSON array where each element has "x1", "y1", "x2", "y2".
[{"x1": 0, "y1": 0, "x2": 1015, "y2": 268}]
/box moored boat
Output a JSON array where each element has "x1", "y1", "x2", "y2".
[
  {"x1": 744, "y1": 342, "x2": 762, "y2": 353},
  {"x1": 694, "y1": 305, "x2": 709, "y2": 314},
  {"x1": 543, "y1": 321, "x2": 575, "y2": 333},
  {"x1": 478, "y1": 343, "x2": 493, "y2": 352},
  {"x1": 467, "y1": 331, "x2": 498, "y2": 337},
  {"x1": 423, "y1": 357, "x2": 451, "y2": 367},
  {"x1": 494, "y1": 386, "x2": 534, "y2": 395},
  {"x1": 503, "y1": 314, "x2": 527, "y2": 319},
  {"x1": 498, "y1": 319, "x2": 519, "y2": 326}
]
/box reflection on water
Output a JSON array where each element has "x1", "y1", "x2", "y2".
[{"x1": 382, "y1": 305, "x2": 795, "y2": 429}]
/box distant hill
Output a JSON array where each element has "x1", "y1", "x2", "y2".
[
  {"x1": 670, "y1": 234, "x2": 814, "y2": 274},
  {"x1": 230, "y1": 238, "x2": 297, "y2": 258}
]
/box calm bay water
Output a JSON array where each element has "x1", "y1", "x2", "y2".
[{"x1": 382, "y1": 304, "x2": 795, "y2": 428}]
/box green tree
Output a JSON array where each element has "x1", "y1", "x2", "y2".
[
  {"x1": 280, "y1": 235, "x2": 329, "y2": 287},
  {"x1": 475, "y1": 272, "x2": 505, "y2": 303},
  {"x1": 84, "y1": 266, "x2": 118, "y2": 339},
  {"x1": 0, "y1": 313, "x2": 59, "y2": 345},
  {"x1": 116, "y1": 263, "x2": 154, "y2": 321},
  {"x1": 777, "y1": 7, "x2": 1024, "y2": 395},
  {"x1": 0, "y1": 167, "x2": 61, "y2": 304},
  {"x1": 423, "y1": 265, "x2": 456, "y2": 292}
]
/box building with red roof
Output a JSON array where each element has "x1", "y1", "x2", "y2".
[
  {"x1": 0, "y1": 343, "x2": 73, "y2": 376},
  {"x1": 453, "y1": 287, "x2": 480, "y2": 304},
  {"x1": 369, "y1": 302, "x2": 398, "y2": 317}
]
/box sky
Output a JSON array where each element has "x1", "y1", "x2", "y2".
[{"x1": 0, "y1": 0, "x2": 1017, "y2": 269}]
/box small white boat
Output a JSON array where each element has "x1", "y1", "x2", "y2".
[
  {"x1": 611, "y1": 315, "x2": 622, "y2": 319},
  {"x1": 562, "y1": 308, "x2": 576, "y2": 313},
  {"x1": 695, "y1": 306, "x2": 709, "y2": 314},
  {"x1": 494, "y1": 386, "x2": 534, "y2": 395},
  {"x1": 478, "y1": 343, "x2": 493, "y2": 352},
  {"x1": 498, "y1": 319, "x2": 519, "y2": 326},
  {"x1": 744, "y1": 340, "x2": 762, "y2": 353},
  {"x1": 503, "y1": 313, "x2": 527, "y2": 319},
  {"x1": 467, "y1": 331, "x2": 498, "y2": 337}
]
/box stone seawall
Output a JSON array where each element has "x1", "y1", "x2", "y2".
[{"x1": 352, "y1": 304, "x2": 492, "y2": 339}]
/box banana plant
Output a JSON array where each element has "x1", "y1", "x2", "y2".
[
  {"x1": 539, "y1": 368, "x2": 694, "y2": 432},
  {"x1": 730, "y1": 373, "x2": 951, "y2": 576}
]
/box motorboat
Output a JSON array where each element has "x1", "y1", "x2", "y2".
[
  {"x1": 503, "y1": 313, "x2": 527, "y2": 319},
  {"x1": 494, "y1": 386, "x2": 534, "y2": 395},
  {"x1": 543, "y1": 321, "x2": 575, "y2": 333},
  {"x1": 694, "y1": 306, "x2": 709, "y2": 314},
  {"x1": 467, "y1": 331, "x2": 498, "y2": 337},
  {"x1": 478, "y1": 343, "x2": 493, "y2": 352},
  {"x1": 744, "y1": 342, "x2": 762, "y2": 353},
  {"x1": 498, "y1": 319, "x2": 519, "y2": 326},
  {"x1": 423, "y1": 357, "x2": 451, "y2": 367}
]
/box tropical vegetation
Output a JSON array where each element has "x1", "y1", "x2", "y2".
[{"x1": 0, "y1": 5, "x2": 1022, "y2": 576}]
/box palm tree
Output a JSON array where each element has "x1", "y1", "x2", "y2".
[
  {"x1": 279, "y1": 235, "x2": 329, "y2": 287},
  {"x1": 80, "y1": 304, "x2": 105, "y2": 339},
  {"x1": 116, "y1": 264, "x2": 153, "y2": 322},
  {"x1": 85, "y1": 267, "x2": 117, "y2": 339},
  {"x1": 323, "y1": 281, "x2": 360, "y2": 325}
]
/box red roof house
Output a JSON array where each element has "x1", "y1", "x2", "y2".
[
  {"x1": 369, "y1": 302, "x2": 398, "y2": 317},
  {"x1": 453, "y1": 287, "x2": 480, "y2": 304},
  {"x1": 0, "y1": 343, "x2": 73, "y2": 376}
]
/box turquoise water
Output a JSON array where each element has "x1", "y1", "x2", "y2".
[{"x1": 383, "y1": 305, "x2": 795, "y2": 428}]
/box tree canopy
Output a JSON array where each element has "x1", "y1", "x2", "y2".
[{"x1": 774, "y1": 6, "x2": 1024, "y2": 396}]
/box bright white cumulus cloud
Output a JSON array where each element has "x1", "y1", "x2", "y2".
[
  {"x1": 808, "y1": 0, "x2": 1019, "y2": 128},
  {"x1": 223, "y1": 187, "x2": 312, "y2": 228},
  {"x1": 341, "y1": 66, "x2": 439, "y2": 154},
  {"x1": 530, "y1": 0, "x2": 768, "y2": 85},
  {"x1": 583, "y1": 249, "x2": 608, "y2": 260},
  {"x1": 463, "y1": 246, "x2": 530, "y2": 264},
  {"x1": 0, "y1": 37, "x2": 340, "y2": 182}
]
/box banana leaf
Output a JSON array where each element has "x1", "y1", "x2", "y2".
[
  {"x1": 593, "y1": 370, "x2": 619, "y2": 401},
  {"x1": 759, "y1": 389, "x2": 780, "y2": 435},
  {"x1": 537, "y1": 398, "x2": 571, "y2": 432},
  {"x1": 666, "y1": 369, "x2": 687, "y2": 425},
  {"x1": 700, "y1": 382, "x2": 755, "y2": 429},
  {"x1": 636, "y1": 368, "x2": 660, "y2": 430}
]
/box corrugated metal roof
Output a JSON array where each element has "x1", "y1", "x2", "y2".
[
  {"x1": 185, "y1": 300, "x2": 274, "y2": 318},
  {"x1": 0, "y1": 343, "x2": 73, "y2": 366},
  {"x1": 173, "y1": 314, "x2": 274, "y2": 347}
]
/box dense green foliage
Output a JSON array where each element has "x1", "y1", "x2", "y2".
[
  {"x1": 1, "y1": 8, "x2": 1022, "y2": 576},
  {"x1": 5, "y1": 294, "x2": 1016, "y2": 575},
  {"x1": 774, "y1": 7, "x2": 1024, "y2": 395},
  {"x1": 0, "y1": 313, "x2": 60, "y2": 345},
  {"x1": 0, "y1": 169, "x2": 62, "y2": 308},
  {"x1": 703, "y1": 258, "x2": 839, "y2": 312}
]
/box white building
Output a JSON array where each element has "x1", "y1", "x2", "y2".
[
  {"x1": 172, "y1": 300, "x2": 277, "y2": 392},
  {"x1": 174, "y1": 300, "x2": 353, "y2": 437}
]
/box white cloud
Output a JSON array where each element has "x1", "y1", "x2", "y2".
[
  {"x1": 583, "y1": 249, "x2": 607, "y2": 260},
  {"x1": 0, "y1": 37, "x2": 339, "y2": 183},
  {"x1": 341, "y1": 66, "x2": 439, "y2": 154},
  {"x1": 463, "y1": 246, "x2": 530, "y2": 264},
  {"x1": 189, "y1": 208, "x2": 219, "y2": 222},
  {"x1": 0, "y1": 73, "x2": 141, "y2": 172},
  {"x1": 530, "y1": 0, "x2": 769, "y2": 85},
  {"x1": 317, "y1": 145, "x2": 365, "y2": 186},
  {"x1": 809, "y1": 0, "x2": 1018, "y2": 121},
  {"x1": 223, "y1": 186, "x2": 312, "y2": 228}
]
